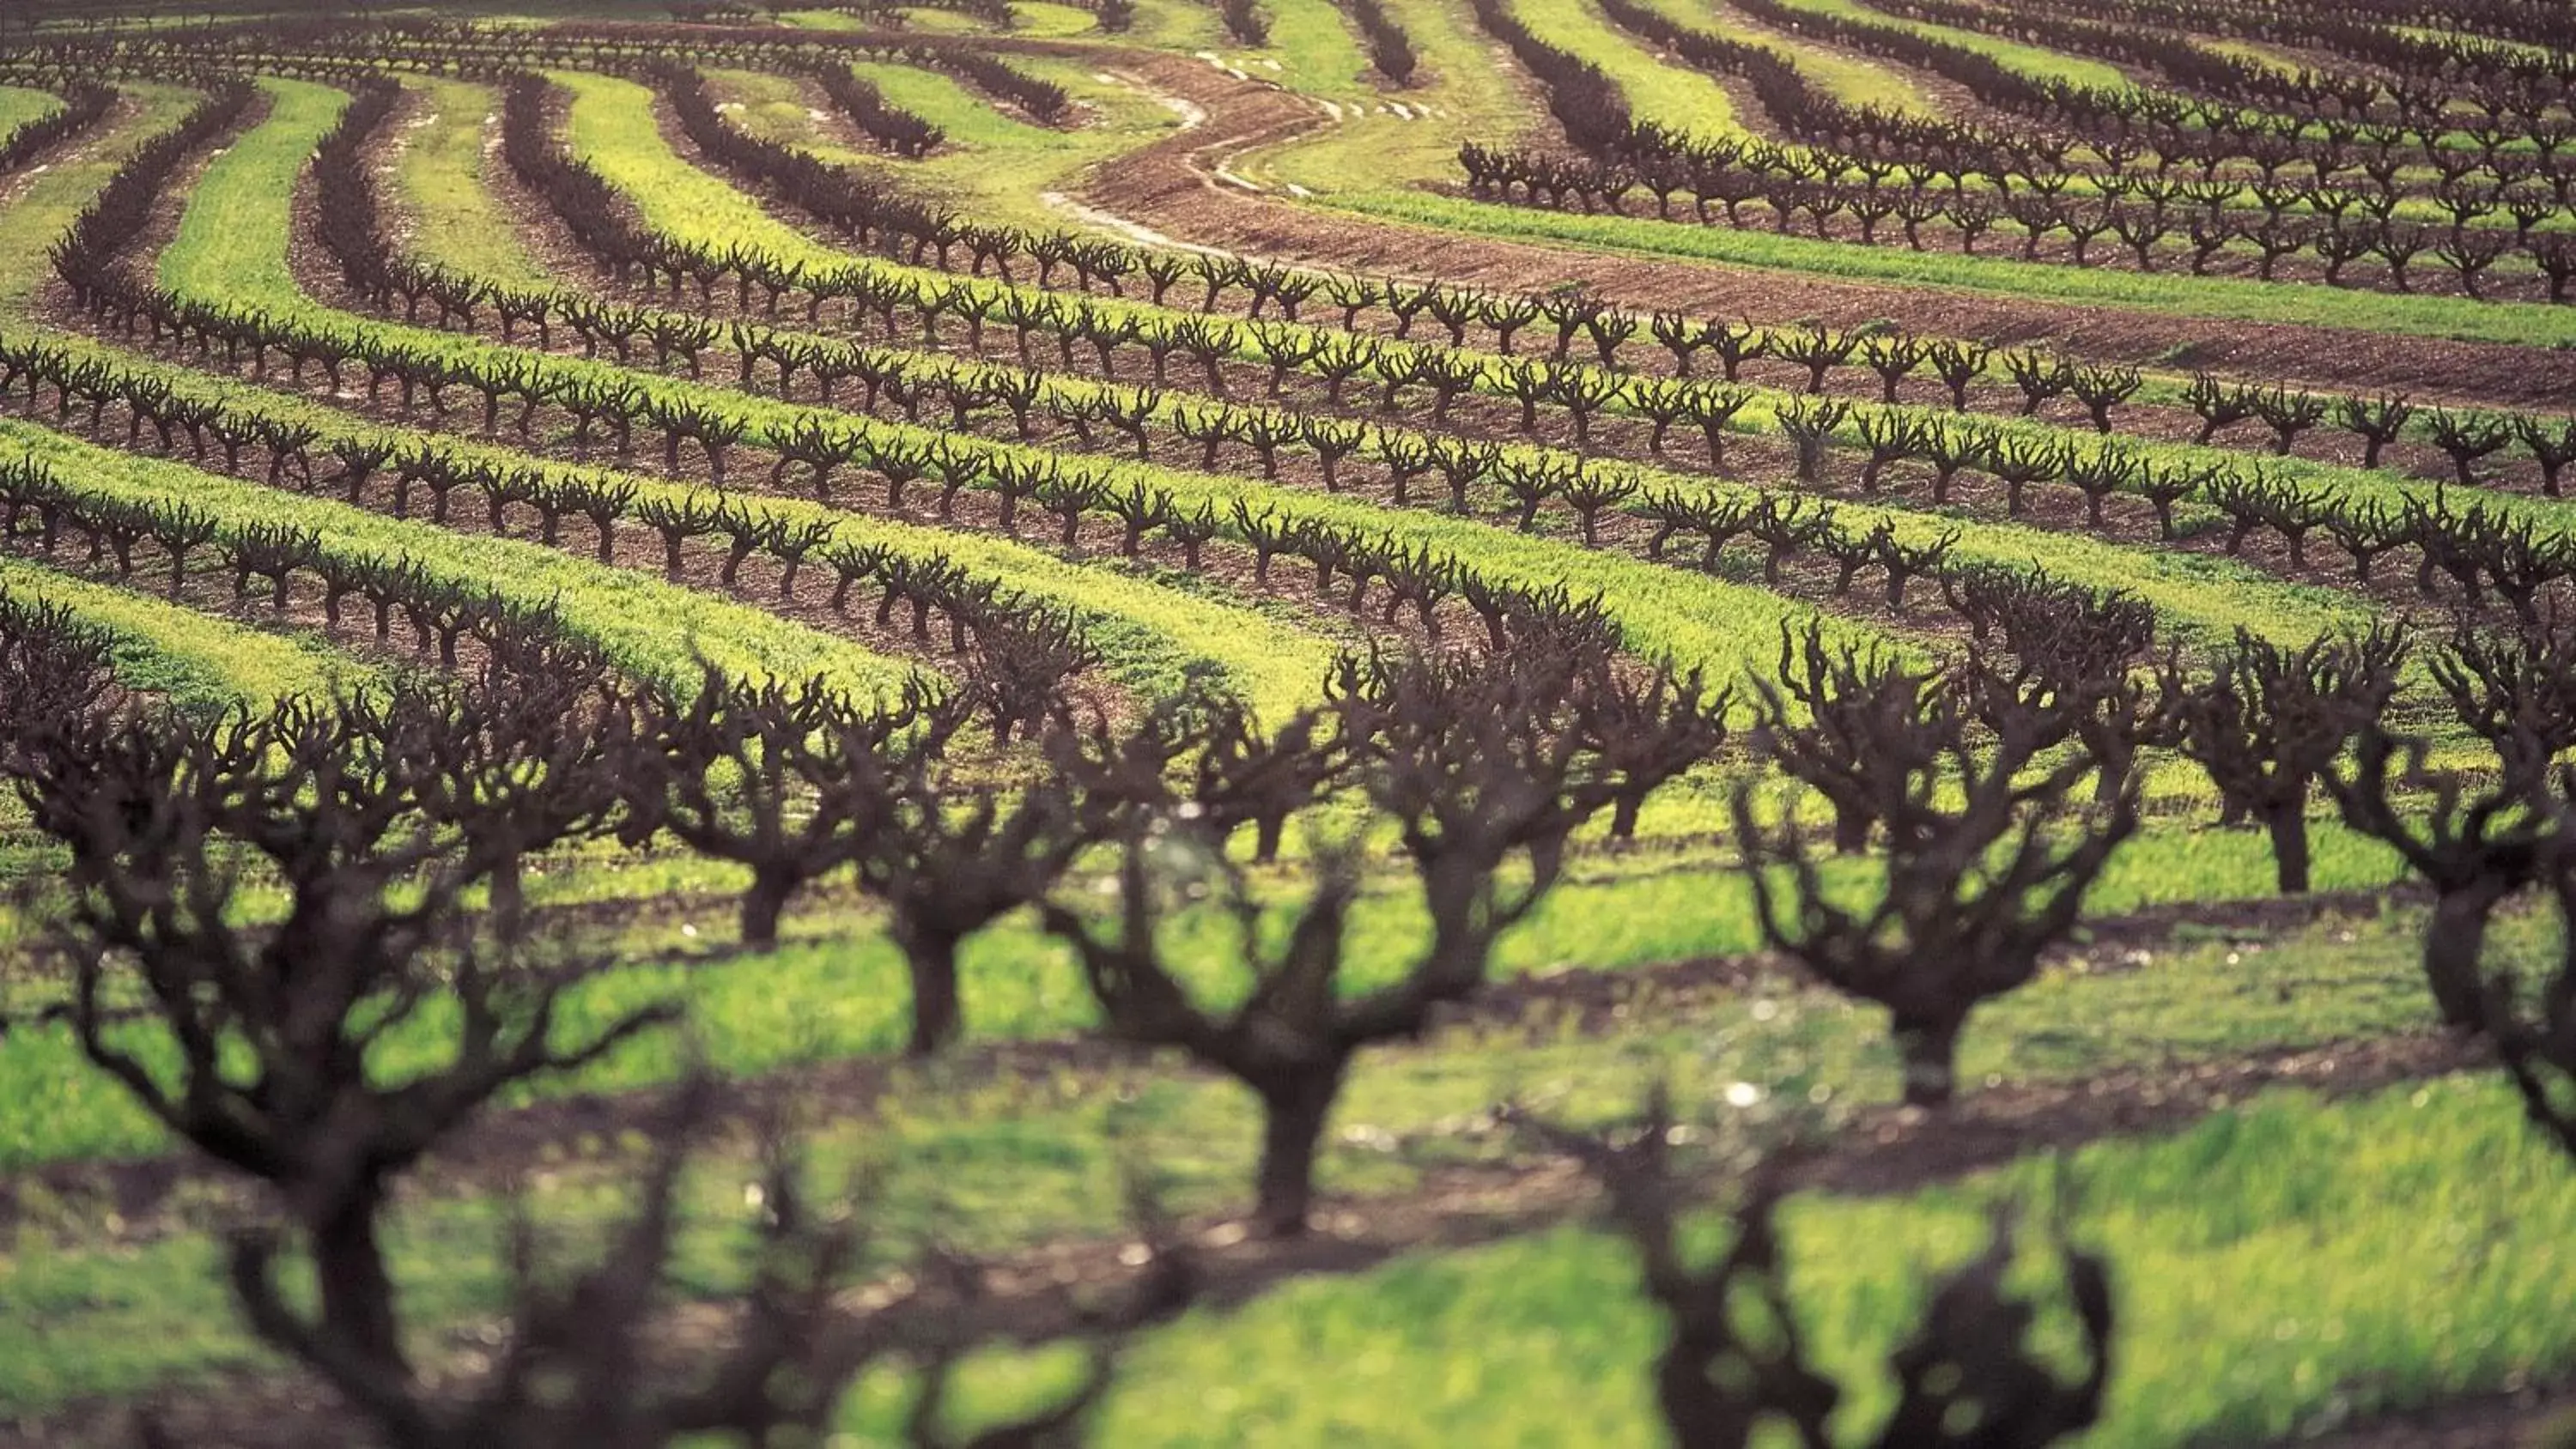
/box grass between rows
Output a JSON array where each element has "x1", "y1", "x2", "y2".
[
  {"x1": 1325, "y1": 186, "x2": 2576, "y2": 349},
  {"x1": 392, "y1": 76, "x2": 555, "y2": 290},
  {"x1": 0, "y1": 553, "x2": 378, "y2": 713},
  {"x1": 1084, "y1": 1076, "x2": 2572, "y2": 1448},
  {"x1": 1218, "y1": 0, "x2": 1382, "y2": 104},
  {"x1": 0, "y1": 903, "x2": 2481, "y2": 1406},
  {"x1": 200, "y1": 76, "x2": 1882, "y2": 689},
  {"x1": 1763, "y1": 0, "x2": 2134, "y2": 90},
  {"x1": 1508, "y1": 0, "x2": 1750, "y2": 143},
  {"x1": 1686, "y1": 0, "x2": 1938, "y2": 115},
  {"x1": 0, "y1": 813, "x2": 2412, "y2": 1171},
  {"x1": 5, "y1": 1066, "x2": 2557, "y2": 1445},
  {"x1": 0, "y1": 83, "x2": 64, "y2": 142},
  {"x1": 119, "y1": 76, "x2": 1349, "y2": 716},
  {"x1": 538, "y1": 72, "x2": 2393, "y2": 659},
  {"x1": 628, "y1": 58, "x2": 1182, "y2": 234}
]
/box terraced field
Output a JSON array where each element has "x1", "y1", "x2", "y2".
[{"x1": 0, "y1": 0, "x2": 2572, "y2": 1444}]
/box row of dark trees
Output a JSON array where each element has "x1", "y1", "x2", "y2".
[
  {"x1": 10, "y1": 15, "x2": 1082, "y2": 123},
  {"x1": 1334, "y1": 0, "x2": 1417, "y2": 84},
  {"x1": 325, "y1": 149, "x2": 2576, "y2": 494},
  {"x1": 0, "y1": 309, "x2": 1625, "y2": 676},
  {"x1": 1594, "y1": 0, "x2": 2570, "y2": 235},
  {"x1": 1460, "y1": 124, "x2": 2576, "y2": 301},
  {"x1": 0, "y1": 457, "x2": 600, "y2": 667},
  {"x1": 2241, "y1": 0, "x2": 2573, "y2": 53},
  {"x1": 14, "y1": 571, "x2": 2576, "y2": 1443},
  {"x1": 1878, "y1": 0, "x2": 2575, "y2": 124},
  {"x1": 1741, "y1": 0, "x2": 2556, "y2": 155},
  {"x1": 796, "y1": 55, "x2": 945, "y2": 157},
  {"x1": 0, "y1": 361, "x2": 1112, "y2": 738},
  {"x1": 277, "y1": 65, "x2": 2576, "y2": 610},
  {"x1": 0, "y1": 585, "x2": 2179, "y2": 1448},
  {"x1": 1473, "y1": 0, "x2": 2576, "y2": 297},
  {"x1": 0, "y1": 627, "x2": 1195, "y2": 1446},
  {"x1": 1737, "y1": 585, "x2": 2576, "y2": 1112},
  {"x1": 1203, "y1": 0, "x2": 1271, "y2": 45},
  {"x1": 47, "y1": 77, "x2": 254, "y2": 306},
  {"x1": 0, "y1": 77, "x2": 110, "y2": 172}
]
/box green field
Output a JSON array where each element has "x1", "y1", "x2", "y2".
[{"x1": 0, "y1": 2, "x2": 2570, "y2": 1444}]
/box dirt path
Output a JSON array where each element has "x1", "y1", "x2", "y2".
[{"x1": 1074, "y1": 53, "x2": 2576, "y2": 409}]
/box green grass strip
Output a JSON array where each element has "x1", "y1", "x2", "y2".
[
  {"x1": 0, "y1": 83, "x2": 64, "y2": 145},
  {"x1": 0, "y1": 422, "x2": 913, "y2": 699},
  {"x1": 1508, "y1": 0, "x2": 1749, "y2": 143},
  {"x1": 1329, "y1": 187, "x2": 2576, "y2": 349},
  {"x1": 190, "y1": 77, "x2": 1876, "y2": 688},
  {"x1": 1249, "y1": 0, "x2": 1382, "y2": 103},
  {"x1": 1112, "y1": 0, "x2": 1230, "y2": 51},
  {"x1": 1770, "y1": 0, "x2": 2132, "y2": 88},
  {"x1": 849, "y1": 58, "x2": 1052, "y2": 149},
  {"x1": 552, "y1": 70, "x2": 853, "y2": 272},
  {"x1": 1691, "y1": 0, "x2": 1938, "y2": 114},
  {"x1": 0, "y1": 804, "x2": 2404, "y2": 1170},
  {"x1": 7, "y1": 1060, "x2": 2546, "y2": 1437},
  {"x1": 389, "y1": 76, "x2": 553, "y2": 291},
  {"x1": 1014, "y1": 2, "x2": 1104, "y2": 36},
  {"x1": 0, "y1": 905, "x2": 2457, "y2": 1410},
  {"x1": 1078, "y1": 1076, "x2": 2573, "y2": 1447},
  {"x1": 1259, "y1": 0, "x2": 1542, "y2": 191},
  {"x1": 0, "y1": 554, "x2": 373, "y2": 713}
]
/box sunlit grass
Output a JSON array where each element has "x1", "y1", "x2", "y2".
[
  {"x1": 0, "y1": 555, "x2": 375, "y2": 713},
  {"x1": 388, "y1": 75, "x2": 553, "y2": 288}
]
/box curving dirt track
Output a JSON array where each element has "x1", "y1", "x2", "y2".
[{"x1": 1078, "y1": 53, "x2": 2576, "y2": 409}]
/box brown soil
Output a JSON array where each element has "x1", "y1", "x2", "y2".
[{"x1": 1075, "y1": 52, "x2": 2576, "y2": 409}]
